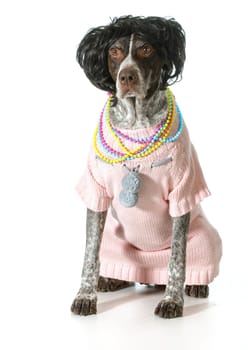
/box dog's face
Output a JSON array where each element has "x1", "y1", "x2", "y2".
[
  {"x1": 77, "y1": 16, "x2": 186, "y2": 94},
  {"x1": 108, "y1": 35, "x2": 163, "y2": 99}
]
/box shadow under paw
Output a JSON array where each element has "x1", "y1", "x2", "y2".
[
  {"x1": 71, "y1": 296, "x2": 97, "y2": 316},
  {"x1": 154, "y1": 301, "x2": 183, "y2": 319},
  {"x1": 185, "y1": 285, "x2": 209, "y2": 298}
]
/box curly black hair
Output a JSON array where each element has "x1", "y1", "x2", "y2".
[{"x1": 77, "y1": 15, "x2": 186, "y2": 93}]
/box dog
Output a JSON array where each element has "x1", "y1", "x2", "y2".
[{"x1": 71, "y1": 15, "x2": 222, "y2": 318}]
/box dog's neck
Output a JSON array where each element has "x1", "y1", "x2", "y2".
[{"x1": 110, "y1": 89, "x2": 168, "y2": 129}]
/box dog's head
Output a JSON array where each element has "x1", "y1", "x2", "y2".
[{"x1": 77, "y1": 16, "x2": 186, "y2": 99}]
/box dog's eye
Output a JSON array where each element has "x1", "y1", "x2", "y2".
[
  {"x1": 137, "y1": 45, "x2": 154, "y2": 58},
  {"x1": 109, "y1": 47, "x2": 124, "y2": 59}
]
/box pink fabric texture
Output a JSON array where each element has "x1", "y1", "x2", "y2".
[{"x1": 76, "y1": 113, "x2": 222, "y2": 285}]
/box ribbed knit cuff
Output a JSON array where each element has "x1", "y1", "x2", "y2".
[{"x1": 169, "y1": 188, "x2": 211, "y2": 217}]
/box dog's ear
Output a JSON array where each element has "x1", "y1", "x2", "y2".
[
  {"x1": 76, "y1": 26, "x2": 116, "y2": 93},
  {"x1": 159, "y1": 18, "x2": 186, "y2": 88}
]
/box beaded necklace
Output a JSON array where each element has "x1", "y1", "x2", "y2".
[{"x1": 93, "y1": 88, "x2": 183, "y2": 164}]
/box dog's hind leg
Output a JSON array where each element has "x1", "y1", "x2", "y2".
[
  {"x1": 185, "y1": 285, "x2": 209, "y2": 298},
  {"x1": 71, "y1": 209, "x2": 107, "y2": 316},
  {"x1": 97, "y1": 276, "x2": 134, "y2": 292},
  {"x1": 154, "y1": 212, "x2": 190, "y2": 318}
]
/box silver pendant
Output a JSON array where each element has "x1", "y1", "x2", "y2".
[{"x1": 119, "y1": 165, "x2": 141, "y2": 208}]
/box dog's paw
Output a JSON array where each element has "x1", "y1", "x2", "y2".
[
  {"x1": 71, "y1": 295, "x2": 97, "y2": 316},
  {"x1": 185, "y1": 285, "x2": 209, "y2": 298},
  {"x1": 154, "y1": 300, "x2": 183, "y2": 319}
]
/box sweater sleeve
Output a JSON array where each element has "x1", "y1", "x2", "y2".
[
  {"x1": 76, "y1": 151, "x2": 111, "y2": 212},
  {"x1": 168, "y1": 142, "x2": 211, "y2": 218}
]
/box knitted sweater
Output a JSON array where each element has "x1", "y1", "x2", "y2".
[{"x1": 76, "y1": 111, "x2": 222, "y2": 285}]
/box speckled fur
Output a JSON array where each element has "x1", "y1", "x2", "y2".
[
  {"x1": 110, "y1": 87, "x2": 168, "y2": 129},
  {"x1": 71, "y1": 209, "x2": 107, "y2": 315},
  {"x1": 154, "y1": 213, "x2": 190, "y2": 318}
]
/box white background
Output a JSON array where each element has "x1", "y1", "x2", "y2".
[{"x1": 1, "y1": 0, "x2": 248, "y2": 349}]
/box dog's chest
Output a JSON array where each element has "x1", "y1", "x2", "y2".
[
  {"x1": 97, "y1": 149, "x2": 174, "y2": 207},
  {"x1": 98, "y1": 151, "x2": 175, "y2": 250}
]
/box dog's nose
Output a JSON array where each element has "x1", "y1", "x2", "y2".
[{"x1": 119, "y1": 68, "x2": 138, "y2": 86}]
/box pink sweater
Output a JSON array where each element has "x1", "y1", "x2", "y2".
[{"x1": 77, "y1": 112, "x2": 222, "y2": 285}]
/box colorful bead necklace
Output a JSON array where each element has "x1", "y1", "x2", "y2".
[{"x1": 93, "y1": 88, "x2": 183, "y2": 164}]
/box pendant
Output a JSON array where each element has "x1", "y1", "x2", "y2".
[{"x1": 119, "y1": 165, "x2": 141, "y2": 208}]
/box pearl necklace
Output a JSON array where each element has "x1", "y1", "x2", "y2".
[{"x1": 93, "y1": 88, "x2": 183, "y2": 164}]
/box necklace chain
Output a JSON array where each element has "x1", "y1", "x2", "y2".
[{"x1": 93, "y1": 88, "x2": 183, "y2": 164}]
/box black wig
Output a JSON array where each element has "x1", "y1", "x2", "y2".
[{"x1": 77, "y1": 15, "x2": 186, "y2": 93}]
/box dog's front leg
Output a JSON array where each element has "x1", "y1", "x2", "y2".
[
  {"x1": 155, "y1": 212, "x2": 190, "y2": 318},
  {"x1": 71, "y1": 208, "x2": 107, "y2": 316}
]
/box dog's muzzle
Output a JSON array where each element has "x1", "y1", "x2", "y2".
[{"x1": 118, "y1": 67, "x2": 139, "y2": 94}]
